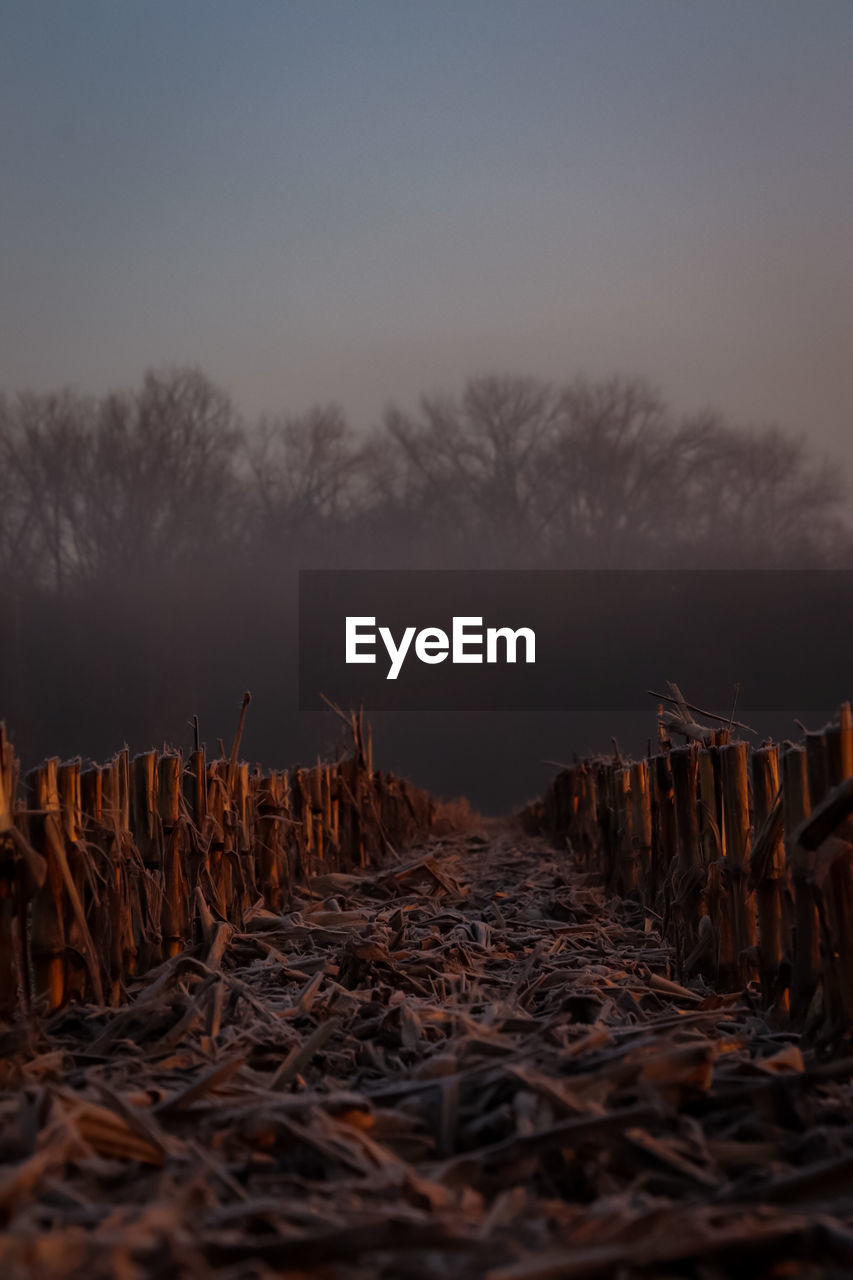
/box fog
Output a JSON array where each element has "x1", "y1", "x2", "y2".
[
  {"x1": 1, "y1": 366, "x2": 849, "y2": 811},
  {"x1": 2, "y1": 5, "x2": 852, "y2": 807}
]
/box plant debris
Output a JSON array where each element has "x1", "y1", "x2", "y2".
[{"x1": 3, "y1": 821, "x2": 853, "y2": 1278}]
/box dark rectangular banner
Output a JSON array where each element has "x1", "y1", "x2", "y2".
[{"x1": 298, "y1": 569, "x2": 853, "y2": 713}]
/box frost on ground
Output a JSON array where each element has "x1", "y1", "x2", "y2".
[{"x1": 2, "y1": 822, "x2": 852, "y2": 1279}]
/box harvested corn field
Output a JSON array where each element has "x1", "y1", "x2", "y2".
[
  {"x1": 5, "y1": 3, "x2": 853, "y2": 1274},
  {"x1": 4, "y1": 821, "x2": 853, "y2": 1279}
]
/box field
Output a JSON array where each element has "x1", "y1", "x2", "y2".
[{"x1": 3, "y1": 704, "x2": 853, "y2": 1277}]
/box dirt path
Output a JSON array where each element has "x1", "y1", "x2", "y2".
[{"x1": 3, "y1": 820, "x2": 853, "y2": 1278}]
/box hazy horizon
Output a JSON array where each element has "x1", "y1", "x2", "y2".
[{"x1": 2, "y1": 1, "x2": 851, "y2": 453}]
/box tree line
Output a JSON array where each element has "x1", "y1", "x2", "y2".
[
  {"x1": 1, "y1": 366, "x2": 848, "y2": 591},
  {"x1": 0, "y1": 364, "x2": 849, "y2": 777}
]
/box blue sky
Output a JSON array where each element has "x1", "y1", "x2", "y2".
[{"x1": 1, "y1": 1, "x2": 851, "y2": 451}]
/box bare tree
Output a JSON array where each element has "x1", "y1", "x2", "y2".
[
  {"x1": 244, "y1": 404, "x2": 363, "y2": 544},
  {"x1": 384, "y1": 374, "x2": 565, "y2": 559},
  {"x1": 73, "y1": 367, "x2": 243, "y2": 580},
  {"x1": 0, "y1": 389, "x2": 93, "y2": 591},
  {"x1": 536, "y1": 376, "x2": 678, "y2": 565},
  {"x1": 666, "y1": 415, "x2": 848, "y2": 565}
]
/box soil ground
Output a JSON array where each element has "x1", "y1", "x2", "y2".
[{"x1": 3, "y1": 820, "x2": 853, "y2": 1278}]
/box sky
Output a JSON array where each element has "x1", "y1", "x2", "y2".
[{"x1": 1, "y1": 1, "x2": 851, "y2": 454}]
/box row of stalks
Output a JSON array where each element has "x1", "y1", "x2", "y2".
[
  {"x1": 0, "y1": 710, "x2": 433, "y2": 1019},
  {"x1": 526, "y1": 701, "x2": 853, "y2": 1044}
]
